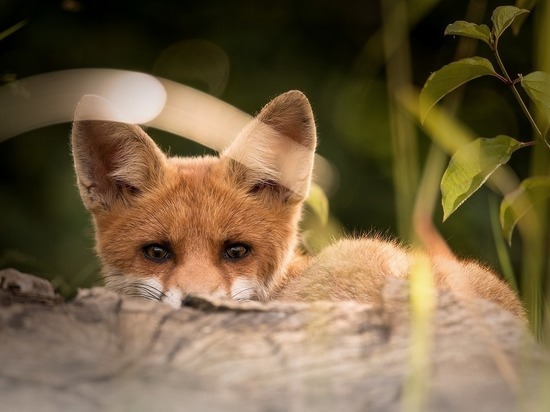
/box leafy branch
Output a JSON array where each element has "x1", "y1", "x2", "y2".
[{"x1": 419, "y1": 5, "x2": 550, "y2": 243}]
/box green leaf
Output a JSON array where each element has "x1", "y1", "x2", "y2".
[
  {"x1": 520, "y1": 71, "x2": 550, "y2": 125},
  {"x1": 420, "y1": 57, "x2": 498, "y2": 123},
  {"x1": 491, "y1": 6, "x2": 529, "y2": 41},
  {"x1": 444, "y1": 21, "x2": 491, "y2": 46},
  {"x1": 500, "y1": 177, "x2": 550, "y2": 243},
  {"x1": 306, "y1": 183, "x2": 329, "y2": 225},
  {"x1": 441, "y1": 136, "x2": 524, "y2": 221}
]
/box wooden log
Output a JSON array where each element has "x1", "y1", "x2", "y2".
[{"x1": 0, "y1": 268, "x2": 547, "y2": 411}]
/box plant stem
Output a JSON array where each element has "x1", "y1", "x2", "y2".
[
  {"x1": 493, "y1": 46, "x2": 543, "y2": 139},
  {"x1": 0, "y1": 20, "x2": 27, "y2": 42},
  {"x1": 381, "y1": 0, "x2": 419, "y2": 243}
]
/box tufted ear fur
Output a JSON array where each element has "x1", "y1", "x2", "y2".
[
  {"x1": 71, "y1": 95, "x2": 166, "y2": 212},
  {"x1": 222, "y1": 90, "x2": 317, "y2": 203}
]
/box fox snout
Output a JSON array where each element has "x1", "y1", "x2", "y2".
[{"x1": 104, "y1": 271, "x2": 259, "y2": 308}]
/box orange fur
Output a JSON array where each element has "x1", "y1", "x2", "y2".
[
  {"x1": 72, "y1": 91, "x2": 526, "y2": 321},
  {"x1": 274, "y1": 237, "x2": 526, "y2": 320}
]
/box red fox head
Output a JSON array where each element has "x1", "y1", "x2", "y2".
[{"x1": 72, "y1": 91, "x2": 316, "y2": 306}]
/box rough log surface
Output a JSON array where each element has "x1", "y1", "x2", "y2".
[{"x1": 0, "y1": 268, "x2": 548, "y2": 411}]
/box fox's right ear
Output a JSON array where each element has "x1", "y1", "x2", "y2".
[
  {"x1": 222, "y1": 90, "x2": 317, "y2": 203},
  {"x1": 71, "y1": 95, "x2": 166, "y2": 212}
]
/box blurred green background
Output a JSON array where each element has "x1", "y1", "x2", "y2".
[{"x1": 0, "y1": 0, "x2": 542, "y2": 295}]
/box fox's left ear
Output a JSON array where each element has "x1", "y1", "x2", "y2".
[
  {"x1": 222, "y1": 90, "x2": 317, "y2": 203},
  {"x1": 71, "y1": 95, "x2": 166, "y2": 212}
]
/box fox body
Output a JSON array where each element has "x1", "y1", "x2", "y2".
[{"x1": 72, "y1": 91, "x2": 525, "y2": 320}]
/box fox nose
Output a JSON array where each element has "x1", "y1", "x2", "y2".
[
  {"x1": 181, "y1": 294, "x2": 205, "y2": 308},
  {"x1": 161, "y1": 286, "x2": 226, "y2": 308},
  {"x1": 162, "y1": 293, "x2": 193, "y2": 308}
]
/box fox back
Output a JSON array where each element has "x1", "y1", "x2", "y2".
[{"x1": 72, "y1": 91, "x2": 315, "y2": 305}]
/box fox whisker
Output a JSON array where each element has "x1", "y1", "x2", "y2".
[
  {"x1": 231, "y1": 286, "x2": 255, "y2": 302},
  {"x1": 127, "y1": 284, "x2": 164, "y2": 301},
  {"x1": 103, "y1": 273, "x2": 165, "y2": 302}
]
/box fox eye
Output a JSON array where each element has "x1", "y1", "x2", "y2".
[
  {"x1": 142, "y1": 244, "x2": 172, "y2": 262},
  {"x1": 224, "y1": 243, "x2": 250, "y2": 260}
]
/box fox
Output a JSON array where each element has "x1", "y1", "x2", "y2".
[{"x1": 71, "y1": 90, "x2": 526, "y2": 321}]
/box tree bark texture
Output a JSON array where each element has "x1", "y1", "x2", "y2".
[{"x1": 0, "y1": 268, "x2": 548, "y2": 411}]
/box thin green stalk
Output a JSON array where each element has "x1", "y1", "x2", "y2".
[
  {"x1": 381, "y1": 3, "x2": 429, "y2": 411},
  {"x1": 381, "y1": 0, "x2": 419, "y2": 242},
  {"x1": 489, "y1": 196, "x2": 518, "y2": 292},
  {"x1": 0, "y1": 20, "x2": 27, "y2": 42},
  {"x1": 493, "y1": 46, "x2": 543, "y2": 139}
]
